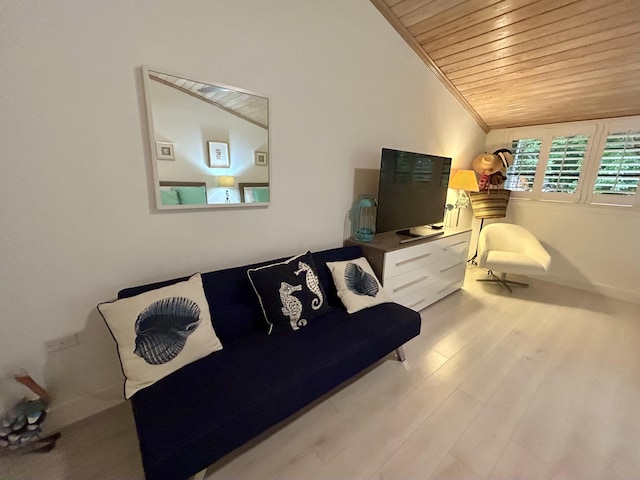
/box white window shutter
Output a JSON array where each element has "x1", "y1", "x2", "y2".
[
  {"x1": 542, "y1": 135, "x2": 589, "y2": 194},
  {"x1": 593, "y1": 130, "x2": 640, "y2": 198},
  {"x1": 505, "y1": 138, "x2": 542, "y2": 192}
]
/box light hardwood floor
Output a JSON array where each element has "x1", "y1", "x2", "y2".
[{"x1": 3, "y1": 267, "x2": 639, "y2": 479}]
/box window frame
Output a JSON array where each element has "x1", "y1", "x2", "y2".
[
  {"x1": 582, "y1": 119, "x2": 640, "y2": 208},
  {"x1": 507, "y1": 124, "x2": 597, "y2": 203}
]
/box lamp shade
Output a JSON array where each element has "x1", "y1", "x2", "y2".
[
  {"x1": 218, "y1": 175, "x2": 235, "y2": 188},
  {"x1": 449, "y1": 170, "x2": 479, "y2": 191}
]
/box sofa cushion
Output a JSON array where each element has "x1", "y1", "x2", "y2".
[
  {"x1": 98, "y1": 273, "x2": 223, "y2": 398},
  {"x1": 174, "y1": 186, "x2": 207, "y2": 204},
  {"x1": 160, "y1": 189, "x2": 180, "y2": 206},
  {"x1": 247, "y1": 251, "x2": 330, "y2": 334},
  {"x1": 326, "y1": 257, "x2": 392, "y2": 313}
]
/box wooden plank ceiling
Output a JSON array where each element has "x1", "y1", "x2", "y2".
[
  {"x1": 370, "y1": 0, "x2": 640, "y2": 132},
  {"x1": 149, "y1": 71, "x2": 268, "y2": 129}
]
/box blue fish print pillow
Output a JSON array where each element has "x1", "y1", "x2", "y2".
[{"x1": 326, "y1": 257, "x2": 391, "y2": 313}]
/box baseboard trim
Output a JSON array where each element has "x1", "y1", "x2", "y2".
[
  {"x1": 44, "y1": 381, "x2": 124, "y2": 434},
  {"x1": 543, "y1": 273, "x2": 640, "y2": 305}
]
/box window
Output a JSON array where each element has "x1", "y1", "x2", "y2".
[
  {"x1": 505, "y1": 138, "x2": 541, "y2": 192},
  {"x1": 495, "y1": 118, "x2": 640, "y2": 208},
  {"x1": 505, "y1": 126, "x2": 594, "y2": 201},
  {"x1": 543, "y1": 135, "x2": 589, "y2": 194},
  {"x1": 593, "y1": 130, "x2": 640, "y2": 197}
]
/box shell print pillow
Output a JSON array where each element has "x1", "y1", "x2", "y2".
[
  {"x1": 98, "y1": 273, "x2": 223, "y2": 398},
  {"x1": 326, "y1": 257, "x2": 392, "y2": 313}
]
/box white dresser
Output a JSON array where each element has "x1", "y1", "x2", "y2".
[{"x1": 345, "y1": 227, "x2": 471, "y2": 312}]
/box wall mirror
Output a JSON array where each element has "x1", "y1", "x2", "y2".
[{"x1": 142, "y1": 66, "x2": 269, "y2": 209}]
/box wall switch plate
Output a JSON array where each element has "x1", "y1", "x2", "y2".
[{"x1": 45, "y1": 333, "x2": 79, "y2": 353}]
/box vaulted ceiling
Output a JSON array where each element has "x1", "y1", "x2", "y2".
[
  {"x1": 371, "y1": 0, "x2": 640, "y2": 132},
  {"x1": 148, "y1": 70, "x2": 268, "y2": 129}
]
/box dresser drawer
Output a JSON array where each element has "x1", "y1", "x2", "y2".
[
  {"x1": 383, "y1": 242, "x2": 439, "y2": 279},
  {"x1": 384, "y1": 267, "x2": 439, "y2": 299},
  {"x1": 384, "y1": 256, "x2": 466, "y2": 303},
  {"x1": 383, "y1": 231, "x2": 471, "y2": 278}
]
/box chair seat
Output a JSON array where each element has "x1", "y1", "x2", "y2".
[{"x1": 485, "y1": 251, "x2": 547, "y2": 276}]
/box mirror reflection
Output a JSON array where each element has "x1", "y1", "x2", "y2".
[{"x1": 143, "y1": 67, "x2": 269, "y2": 208}]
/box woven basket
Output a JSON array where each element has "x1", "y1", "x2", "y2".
[{"x1": 469, "y1": 189, "x2": 511, "y2": 219}]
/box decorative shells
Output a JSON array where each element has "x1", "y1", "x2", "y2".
[
  {"x1": 0, "y1": 398, "x2": 48, "y2": 450},
  {"x1": 344, "y1": 263, "x2": 379, "y2": 297},
  {"x1": 134, "y1": 297, "x2": 201, "y2": 365}
]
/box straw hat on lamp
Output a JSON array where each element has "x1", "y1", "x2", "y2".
[{"x1": 472, "y1": 153, "x2": 502, "y2": 175}]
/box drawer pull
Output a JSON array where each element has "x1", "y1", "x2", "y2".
[
  {"x1": 437, "y1": 280, "x2": 460, "y2": 295},
  {"x1": 440, "y1": 261, "x2": 465, "y2": 273},
  {"x1": 395, "y1": 252, "x2": 431, "y2": 266},
  {"x1": 392, "y1": 275, "x2": 428, "y2": 293},
  {"x1": 443, "y1": 241, "x2": 468, "y2": 251},
  {"x1": 408, "y1": 298, "x2": 426, "y2": 309}
]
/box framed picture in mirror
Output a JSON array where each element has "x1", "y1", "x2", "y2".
[
  {"x1": 255, "y1": 151, "x2": 268, "y2": 166},
  {"x1": 156, "y1": 142, "x2": 175, "y2": 161},
  {"x1": 208, "y1": 141, "x2": 230, "y2": 168}
]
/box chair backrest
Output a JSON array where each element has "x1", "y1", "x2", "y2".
[{"x1": 477, "y1": 223, "x2": 551, "y2": 272}]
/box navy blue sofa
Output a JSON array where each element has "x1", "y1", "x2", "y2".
[{"x1": 118, "y1": 245, "x2": 421, "y2": 480}]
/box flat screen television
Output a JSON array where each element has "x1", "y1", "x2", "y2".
[{"x1": 376, "y1": 148, "x2": 451, "y2": 237}]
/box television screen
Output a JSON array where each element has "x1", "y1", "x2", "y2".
[{"x1": 376, "y1": 148, "x2": 451, "y2": 235}]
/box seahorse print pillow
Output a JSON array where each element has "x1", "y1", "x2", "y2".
[
  {"x1": 326, "y1": 257, "x2": 392, "y2": 314},
  {"x1": 247, "y1": 251, "x2": 330, "y2": 335},
  {"x1": 97, "y1": 273, "x2": 223, "y2": 399}
]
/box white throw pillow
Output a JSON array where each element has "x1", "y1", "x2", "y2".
[
  {"x1": 98, "y1": 273, "x2": 223, "y2": 398},
  {"x1": 326, "y1": 257, "x2": 392, "y2": 313}
]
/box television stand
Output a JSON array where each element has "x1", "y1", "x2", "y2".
[{"x1": 344, "y1": 227, "x2": 472, "y2": 312}]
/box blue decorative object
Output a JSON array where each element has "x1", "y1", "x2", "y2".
[
  {"x1": 134, "y1": 297, "x2": 201, "y2": 365},
  {"x1": 351, "y1": 195, "x2": 377, "y2": 242},
  {"x1": 344, "y1": 262, "x2": 379, "y2": 297}
]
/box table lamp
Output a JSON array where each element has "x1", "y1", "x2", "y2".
[
  {"x1": 448, "y1": 170, "x2": 479, "y2": 226},
  {"x1": 218, "y1": 176, "x2": 235, "y2": 203}
]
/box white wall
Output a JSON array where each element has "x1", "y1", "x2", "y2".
[
  {"x1": 0, "y1": 0, "x2": 486, "y2": 428},
  {"x1": 485, "y1": 127, "x2": 640, "y2": 303}
]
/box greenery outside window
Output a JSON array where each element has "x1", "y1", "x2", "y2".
[
  {"x1": 505, "y1": 138, "x2": 541, "y2": 192},
  {"x1": 589, "y1": 127, "x2": 640, "y2": 207},
  {"x1": 543, "y1": 135, "x2": 589, "y2": 195}
]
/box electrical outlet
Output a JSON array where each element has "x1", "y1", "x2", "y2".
[{"x1": 45, "y1": 333, "x2": 79, "y2": 353}]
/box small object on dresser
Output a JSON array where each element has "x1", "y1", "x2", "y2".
[{"x1": 351, "y1": 195, "x2": 377, "y2": 242}]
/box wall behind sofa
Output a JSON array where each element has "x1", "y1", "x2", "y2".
[{"x1": 0, "y1": 1, "x2": 486, "y2": 428}]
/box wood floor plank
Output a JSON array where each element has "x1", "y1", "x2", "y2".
[
  {"x1": 370, "y1": 390, "x2": 484, "y2": 480},
  {"x1": 458, "y1": 300, "x2": 547, "y2": 403},
  {"x1": 428, "y1": 453, "x2": 483, "y2": 480},
  {"x1": 487, "y1": 305, "x2": 604, "y2": 478},
  {"x1": 450, "y1": 302, "x2": 586, "y2": 478},
  {"x1": 542, "y1": 308, "x2": 640, "y2": 480}
]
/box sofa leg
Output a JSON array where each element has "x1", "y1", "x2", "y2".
[
  {"x1": 395, "y1": 346, "x2": 406, "y2": 362},
  {"x1": 190, "y1": 469, "x2": 207, "y2": 480}
]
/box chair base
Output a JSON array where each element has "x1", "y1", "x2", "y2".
[{"x1": 476, "y1": 270, "x2": 529, "y2": 293}]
